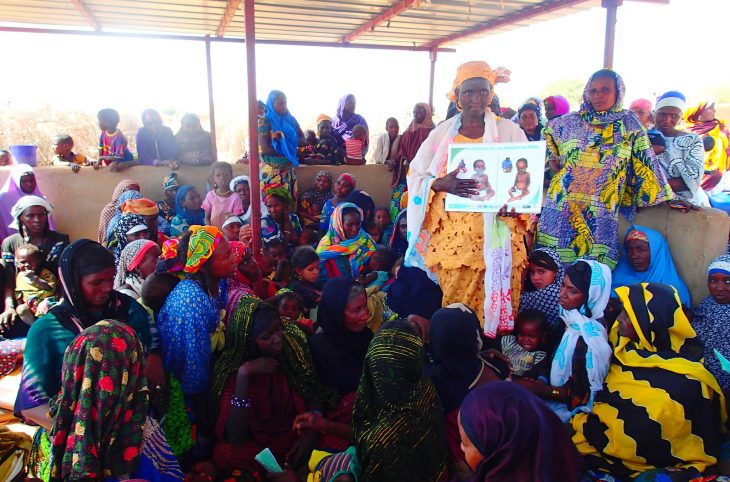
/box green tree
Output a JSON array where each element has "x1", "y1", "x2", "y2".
[{"x1": 540, "y1": 79, "x2": 585, "y2": 110}]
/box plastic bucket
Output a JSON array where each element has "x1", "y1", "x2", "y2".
[{"x1": 9, "y1": 145, "x2": 37, "y2": 166}]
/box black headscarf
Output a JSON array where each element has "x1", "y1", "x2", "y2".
[
  {"x1": 387, "y1": 265, "x2": 443, "y2": 319},
  {"x1": 565, "y1": 261, "x2": 593, "y2": 317},
  {"x1": 344, "y1": 190, "x2": 375, "y2": 225},
  {"x1": 50, "y1": 239, "x2": 133, "y2": 335},
  {"x1": 425, "y1": 304, "x2": 483, "y2": 413},
  {"x1": 310, "y1": 277, "x2": 373, "y2": 393}
]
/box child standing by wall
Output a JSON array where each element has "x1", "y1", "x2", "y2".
[
  {"x1": 203, "y1": 162, "x2": 243, "y2": 229},
  {"x1": 51, "y1": 134, "x2": 91, "y2": 173}
]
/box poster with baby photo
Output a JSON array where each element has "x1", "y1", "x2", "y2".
[{"x1": 444, "y1": 141, "x2": 546, "y2": 213}]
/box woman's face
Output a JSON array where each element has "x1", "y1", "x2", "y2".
[
  {"x1": 342, "y1": 212, "x2": 361, "y2": 240},
  {"x1": 343, "y1": 292, "x2": 369, "y2": 333},
  {"x1": 255, "y1": 317, "x2": 284, "y2": 357},
  {"x1": 318, "y1": 120, "x2": 332, "y2": 138},
  {"x1": 19, "y1": 174, "x2": 36, "y2": 194},
  {"x1": 587, "y1": 76, "x2": 617, "y2": 112},
  {"x1": 457, "y1": 77, "x2": 492, "y2": 116},
  {"x1": 617, "y1": 309, "x2": 638, "y2": 340},
  {"x1": 315, "y1": 175, "x2": 332, "y2": 193},
  {"x1": 80, "y1": 267, "x2": 116, "y2": 310},
  {"x1": 398, "y1": 217, "x2": 407, "y2": 238},
  {"x1": 235, "y1": 182, "x2": 251, "y2": 209},
  {"x1": 207, "y1": 237, "x2": 236, "y2": 279},
  {"x1": 631, "y1": 106, "x2": 652, "y2": 127},
  {"x1": 699, "y1": 104, "x2": 716, "y2": 122},
  {"x1": 126, "y1": 229, "x2": 149, "y2": 243},
  {"x1": 20, "y1": 205, "x2": 48, "y2": 236},
  {"x1": 222, "y1": 221, "x2": 242, "y2": 241},
  {"x1": 334, "y1": 178, "x2": 353, "y2": 198},
  {"x1": 135, "y1": 245, "x2": 161, "y2": 279},
  {"x1": 544, "y1": 100, "x2": 557, "y2": 120},
  {"x1": 238, "y1": 254, "x2": 262, "y2": 281},
  {"x1": 184, "y1": 189, "x2": 202, "y2": 211},
  {"x1": 165, "y1": 187, "x2": 178, "y2": 204},
  {"x1": 654, "y1": 107, "x2": 682, "y2": 135},
  {"x1": 344, "y1": 96, "x2": 356, "y2": 116},
  {"x1": 528, "y1": 261, "x2": 557, "y2": 290},
  {"x1": 625, "y1": 239, "x2": 650, "y2": 272},
  {"x1": 273, "y1": 95, "x2": 287, "y2": 116},
  {"x1": 126, "y1": 183, "x2": 141, "y2": 193},
  {"x1": 559, "y1": 274, "x2": 585, "y2": 311},
  {"x1": 265, "y1": 196, "x2": 286, "y2": 220},
  {"x1": 519, "y1": 110, "x2": 539, "y2": 131},
  {"x1": 297, "y1": 260, "x2": 320, "y2": 284},
  {"x1": 708, "y1": 273, "x2": 730, "y2": 304},
  {"x1": 458, "y1": 412, "x2": 483, "y2": 471}
]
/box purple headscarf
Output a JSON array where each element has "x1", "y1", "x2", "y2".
[
  {"x1": 331, "y1": 94, "x2": 369, "y2": 144},
  {"x1": 0, "y1": 164, "x2": 55, "y2": 239},
  {"x1": 545, "y1": 95, "x2": 571, "y2": 118},
  {"x1": 460, "y1": 382, "x2": 584, "y2": 482}
]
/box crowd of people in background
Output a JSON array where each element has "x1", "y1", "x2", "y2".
[{"x1": 0, "y1": 58, "x2": 729, "y2": 482}]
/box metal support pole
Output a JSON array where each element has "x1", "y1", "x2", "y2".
[
  {"x1": 428, "y1": 48, "x2": 438, "y2": 111},
  {"x1": 244, "y1": 0, "x2": 262, "y2": 261},
  {"x1": 204, "y1": 35, "x2": 218, "y2": 162},
  {"x1": 602, "y1": 0, "x2": 621, "y2": 69}
]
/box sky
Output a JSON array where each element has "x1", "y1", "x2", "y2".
[{"x1": 0, "y1": 0, "x2": 728, "y2": 138}]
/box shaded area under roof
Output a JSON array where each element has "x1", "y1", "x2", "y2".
[{"x1": 0, "y1": 0, "x2": 600, "y2": 50}]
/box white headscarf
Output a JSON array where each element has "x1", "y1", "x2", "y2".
[
  {"x1": 9, "y1": 195, "x2": 53, "y2": 231},
  {"x1": 551, "y1": 259, "x2": 613, "y2": 415},
  {"x1": 229, "y1": 175, "x2": 267, "y2": 223}
]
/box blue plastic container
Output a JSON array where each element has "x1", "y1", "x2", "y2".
[{"x1": 9, "y1": 145, "x2": 37, "y2": 166}]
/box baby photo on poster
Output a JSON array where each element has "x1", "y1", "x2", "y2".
[{"x1": 445, "y1": 141, "x2": 546, "y2": 213}]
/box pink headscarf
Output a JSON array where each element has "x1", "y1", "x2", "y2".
[
  {"x1": 0, "y1": 164, "x2": 55, "y2": 239},
  {"x1": 629, "y1": 98, "x2": 653, "y2": 112},
  {"x1": 545, "y1": 95, "x2": 571, "y2": 117}
]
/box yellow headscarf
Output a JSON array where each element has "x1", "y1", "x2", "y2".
[
  {"x1": 316, "y1": 114, "x2": 333, "y2": 127},
  {"x1": 447, "y1": 60, "x2": 511, "y2": 102}
]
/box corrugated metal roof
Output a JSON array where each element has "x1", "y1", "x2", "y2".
[{"x1": 0, "y1": 0, "x2": 600, "y2": 49}]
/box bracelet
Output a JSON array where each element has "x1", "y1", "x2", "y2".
[{"x1": 230, "y1": 396, "x2": 252, "y2": 409}]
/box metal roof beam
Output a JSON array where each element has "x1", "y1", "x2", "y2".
[
  {"x1": 426, "y1": 0, "x2": 592, "y2": 48},
  {"x1": 216, "y1": 0, "x2": 243, "y2": 36},
  {"x1": 342, "y1": 0, "x2": 418, "y2": 44},
  {"x1": 68, "y1": 0, "x2": 100, "y2": 30}
]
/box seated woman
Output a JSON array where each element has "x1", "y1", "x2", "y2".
[
  {"x1": 175, "y1": 113, "x2": 214, "y2": 166},
  {"x1": 316, "y1": 202, "x2": 375, "y2": 282},
  {"x1": 136, "y1": 108, "x2": 178, "y2": 167},
  {"x1": 693, "y1": 254, "x2": 730, "y2": 398},
  {"x1": 261, "y1": 187, "x2": 302, "y2": 250},
  {"x1": 298, "y1": 171, "x2": 333, "y2": 230},
  {"x1": 518, "y1": 247, "x2": 564, "y2": 350},
  {"x1": 211, "y1": 298, "x2": 325, "y2": 475},
  {"x1": 230, "y1": 175, "x2": 254, "y2": 225},
  {"x1": 425, "y1": 304, "x2": 501, "y2": 481},
  {"x1": 518, "y1": 103, "x2": 544, "y2": 141},
  {"x1": 105, "y1": 189, "x2": 143, "y2": 245},
  {"x1": 518, "y1": 260, "x2": 613, "y2": 422},
  {"x1": 572, "y1": 283, "x2": 726, "y2": 479},
  {"x1": 301, "y1": 115, "x2": 344, "y2": 165},
  {"x1": 49, "y1": 320, "x2": 183, "y2": 481},
  {"x1": 388, "y1": 209, "x2": 408, "y2": 260},
  {"x1": 170, "y1": 185, "x2": 205, "y2": 237},
  {"x1": 611, "y1": 225, "x2": 691, "y2": 306},
  {"x1": 353, "y1": 320, "x2": 447, "y2": 482},
  {"x1": 114, "y1": 239, "x2": 162, "y2": 300},
  {"x1": 112, "y1": 213, "x2": 150, "y2": 261},
  {"x1": 319, "y1": 173, "x2": 356, "y2": 233},
  {"x1": 157, "y1": 172, "x2": 179, "y2": 223},
  {"x1": 459, "y1": 382, "x2": 584, "y2": 481},
  {"x1": 16, "y1": 239, "x2": 162, "y2": 439},
  {"x1": 0, "y1": 164, "x2": 56, "y2": 239},
  {"x1": 1, "y1": 196, "x2": 69, "y2": 337},
  {"x1": 98, "y1": 179, "x2": 140, "y2": 244}
]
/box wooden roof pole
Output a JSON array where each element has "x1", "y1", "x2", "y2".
[{"x1": 68, "y1": 0, "x2": 100, "y2": 31}]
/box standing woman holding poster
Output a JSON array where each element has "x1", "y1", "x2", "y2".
[{"x1": 405, "y1": 61, "x2": 530, "y2": 337}]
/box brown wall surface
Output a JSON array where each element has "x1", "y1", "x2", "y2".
[{"x1": 1, "y1": 165, "x2": 726, "y2": 306}]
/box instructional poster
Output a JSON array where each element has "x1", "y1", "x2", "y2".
[{"x1": 445, "y1": 141, "x2": 546, "y2": 213}]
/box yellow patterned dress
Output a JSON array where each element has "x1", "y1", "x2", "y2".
[{"x1": 423, "y1": 133, "x2": 530, "y2": 326}]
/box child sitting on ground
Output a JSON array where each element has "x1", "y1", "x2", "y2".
[
  {"x1": 289, "y1": 246, "x2": 322, "y2": 317},
  {"x1": 507, "y1": 157, "x2": 531, "y2": 202},
  {"x1": 221, "y1": 214, "x2": 243, "y2": 242},
  {"x1": 203, "y1": 161, "x2": 243, "y2": 229},
  {"x1": 366, "y1": 207, "x2": 392, "y2": 245},
  {"x1": 272, "y1": 290, "x2": 313, "y2": 334},
  {"x1": 298, "y1": 228, "x2": 320, "y2": 247},
  {"x1": 97, "y1": 108, "x2": 134, "y2": 171},
  {"x1": 14, "y1": 244, "x2": 57, "y2": 323},
  {"x1": 52, "y1": 134, "x2": 91, "y2": 173},
  {"x1": 499, "y1": 309, "x2": 550, "y2": 382},
  {"x1": 344, "y1": 125, "x2": 368, "y2": 165}
]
